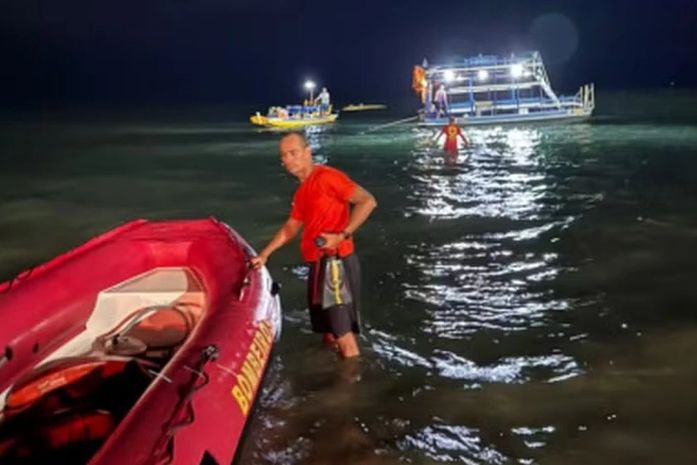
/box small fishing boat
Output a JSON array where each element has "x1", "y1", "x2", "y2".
[
  {"x1": 341, "y1": 103, "x2": 387, "y2": 112},
  {"x1": 0, "y1": 218, "x2": 282, "y2": 465},
  {"x1": 412, "y1": 51, "x2": 595, "y2": 126},
  {"x1": 250, "y1": 104, "x2": 338, "y2": 128}
]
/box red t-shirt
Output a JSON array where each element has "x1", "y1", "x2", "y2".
[
  {"x1": 441, "y1": 124, "x2": 463, "y2": 151},
  {"x1": 290, "y1": 165, "x2": 357, "y2": 262}
]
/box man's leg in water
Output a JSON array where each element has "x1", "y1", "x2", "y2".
[
  {"x1": 323, "y1": 332, "x2": 338, "y2": 350},
  {"x1": 336, "y1": 332, "x2": 360, "y2": 358},
  {"x1": 318, "y1": 255, "x2": 362, "y2": 358}
]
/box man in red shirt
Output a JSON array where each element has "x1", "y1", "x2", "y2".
[
  {"x1": 436, "y1": 116, "x2": 469, "y2": 153},
  {"x1": 250, "y1": 132, "x2": 377, "y2": 358}
]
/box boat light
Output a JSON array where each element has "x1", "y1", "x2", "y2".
[
  {"x1": 304, "y1": 80, "x2": 316, "y2": 91},
  {"x1": 511, "y1": 64, "x2": 524, "y2": 78},
  {"x1": 477, "y1": 69, "x2": 489, "y2": 82},
  {"x1": 443, "y1": 70, "x2": 455, "y2": 82}
]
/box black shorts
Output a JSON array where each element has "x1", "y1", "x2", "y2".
[{"x1": 307, "y1": 254, "x2": 361, "y2": 338}]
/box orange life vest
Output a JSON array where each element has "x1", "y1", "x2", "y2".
[{"x1": 412, "y1": 66, "x2": 426, "y2": 97}]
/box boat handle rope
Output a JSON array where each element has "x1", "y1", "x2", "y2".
[{"x1": 151, "y1": 345, "x2": 220, "y2": 465}]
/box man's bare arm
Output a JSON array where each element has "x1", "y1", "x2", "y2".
[
  {"x1": 318, "y1": 185, "x2": 377, "y2": 249},
  {"x1": 250, "y1": 217, "x2": 303, "y2": 269},
  {"x1": 345, "y1": 185, "x2": 377, "y2": 235}
]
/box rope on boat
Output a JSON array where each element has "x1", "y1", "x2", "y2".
[
  {"x1": 152, "y1": 345, "x2": 220, "y2": 465},
  {"x1": 361, "y1": 115, "x2": 418, "y2": 133}
]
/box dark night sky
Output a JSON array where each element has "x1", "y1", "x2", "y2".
[{"x1": 1, "y1": 0, "x2": 696, "y2": 107}]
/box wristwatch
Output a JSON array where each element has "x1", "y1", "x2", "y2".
[{"x1": 341, "y1": 230, "x2": 352, "y2": 239}]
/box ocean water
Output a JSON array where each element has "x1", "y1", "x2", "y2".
[{"x1": 2, "y1": 91, "x2": 697, "y2": 464}]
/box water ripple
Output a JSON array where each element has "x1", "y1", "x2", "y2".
[
  {"x1": 371, "y1": 334, "x2": 582, "y2": 384},
  {"x1": 398, "y1": 127, "x2": 584, "y2": 339},
  {"x1": 399, "y1": 424, "x2": 508, "y2": 464}
]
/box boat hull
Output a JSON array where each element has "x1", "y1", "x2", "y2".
[
  {"x1": 250, "y1": 113, "x2": 338, "y2": 128},
  {"x1": 0, "y1": 218, "x2": 282, "y2": 465},
  {"x1": 419, "y1": 108, "x2": 592, "y2": 127}
]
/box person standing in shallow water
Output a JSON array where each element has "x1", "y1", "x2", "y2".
[
  {"x1": 250, "y1": 132, "x2": 377, "y2": 358},
  {"x1": 436, "y1": 116, "x2": 469, "y2": 153}
]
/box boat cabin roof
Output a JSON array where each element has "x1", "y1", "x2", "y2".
[{"x1": 425, "y1": 51, "x2": 541, "y2": 76}]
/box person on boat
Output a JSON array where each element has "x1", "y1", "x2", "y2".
[
  {"x1": 316, "y1": 87, "x2": 331, "y2": 115},
  {"x1": 250, "y1": 132, "x2": 377, "y2": 359},
  {"x1": 434, "y1": 84, "x2": 449, "y2": 118},
  {"x1": 435, "y1": 117, "x2": 469, "y2": 153}
]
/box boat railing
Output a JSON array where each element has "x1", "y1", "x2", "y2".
[
  {"x1": 575, "y1": 83, "x2": 595, "y2": 112},
  {"x1": 445, "y1": 80, "x2": 544, "y2": 94},
  {"x1": 267, "y1": 104, "x2": 333, "y2": 120},
  {"x1": 447, "y1": 95, "x2": 583, "y2": 108}
]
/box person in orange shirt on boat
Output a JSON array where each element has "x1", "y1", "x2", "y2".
[
  {"x1": 435, "y1": 117, "x2": 469, "y2": 153},
  {"x1": 250, "y1": 132, "x2": 377, "y2": 359}
]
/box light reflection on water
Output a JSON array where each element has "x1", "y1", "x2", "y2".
[
  {"x1": 401, "y1": 126, "x2": 582, "y2": 343},
  {"x1": 372, "y1": 124, "x2": 609, "y2": 463},
  {"x1": 371, "y1": 332, "x2": 580, "y2": 384},
  {"x1": 399, "y1": 424, "x2": 508, "y2": 464}
]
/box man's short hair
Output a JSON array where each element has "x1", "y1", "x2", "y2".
[{"x1": 280, "y1": 131, "x2": 307, "y2": 147}]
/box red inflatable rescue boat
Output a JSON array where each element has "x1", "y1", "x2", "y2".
[{"x1": 0, "y1": 218, "x2": 282, "y2": 465}]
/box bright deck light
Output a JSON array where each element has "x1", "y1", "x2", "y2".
[
  {"x1": 477, "y1": 69, "x2": 489, "y2": 81},
  {"x1": 304, "y1": 80, "x2": 316, "y2": 91},
  {"x1": 511, "y1": 64, "x2": 524, "y2": 78},
  {"x1": 443, "y1": 70, "x2": 455, "y2": 82}
]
